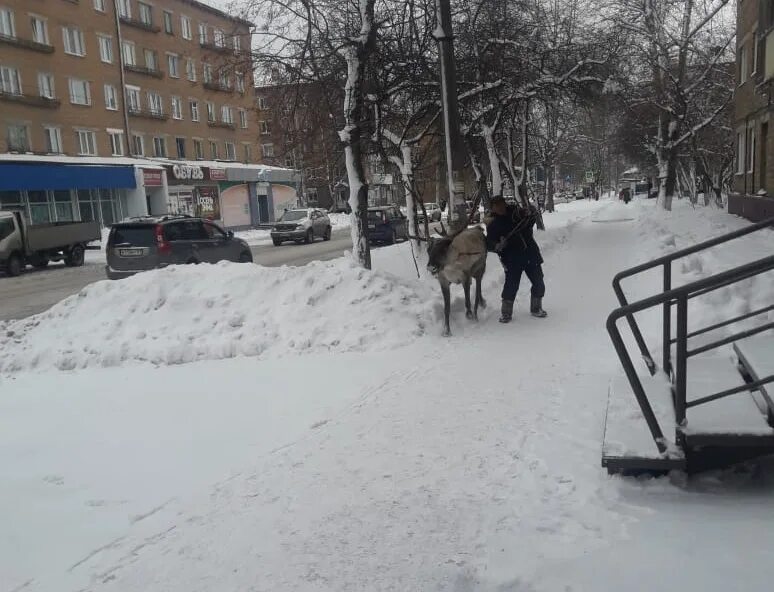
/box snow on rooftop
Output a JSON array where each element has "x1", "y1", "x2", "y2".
[{"x1": 0, "y1": 153, "x2": 165, "y2": 169}]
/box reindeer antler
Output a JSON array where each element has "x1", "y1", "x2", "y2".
[{"x1": 438, "y1": 221, "x2": 447, "y2": 236}]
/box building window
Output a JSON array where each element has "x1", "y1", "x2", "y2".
[
  {"x1": 210, "y1": 140, "x2": 218, "y2": 159},
  {"x1": 30, "y1": 15, "x2": 49, "y2": 45},
  {"x1": 243, "y1": 144, "x2": 252, "y2": 162},
  {"x1": 239, "y1": 109, "x2": 248, "y2": 129},
  {"x1": 198, "y1": 23, "x2": 208, "y2": 44},
  {"x1": 147, "y1": 91, "x2": 162, "y2": 115},
  {"x1": 221, "y1": 105, "x2": 233, "y2": 124},
  {"x1": 38, "y1": 72, "x2": 55, "y2": 99},
  {"x1": 0, "y1": 66, "x2": 22, "y2": 95},
  {"x1": 175, "y1": 137, "x2": 186, "y2": 158},
  {"x1": 186, "y1": 58, "x2": 196, "y2": 81},
  {"x1": 138, "y1": 2, "x2": 153, "y2": 26},
  {"x1": 232, "y1": 35, "x2": 241, "y2": 53},
  {"x1": 262, "y1": 143, "x2": 275, "y2": 158},
  {"x1": 736, "y1": 131, "x2": 745, "y2": 174},
  {"x1": 153, "y1": 136, "x2": 167, "y2": 158},
  {"x1": 132, "y1": 133, "x2": 144, "y2": 156},
  {"x1": 190, "y1": 99, "x2": 200, "y2": 121},
  {"x1": 7, "y1": 124, "x2": 30, "y2": 152},
  {"x1": 181, "y1": 15, "x2": 192, "y2": 40},
  {"x1": 259, "y1": 120, "x2": 270, "y2": 135},
  {"x1": 97, "y1": 34, "x2": 113, "y2": 63},
  {"x1": 193, "y1": 139, "x2": 204, "y2": 159},
  {"x1": 203, "y1": 63, "x2": 213, "y2": 83},
  {"x1": 171, "y1": 96, "x2": 183, "y2": 119},
  {"x1": 68, "y1": 78, "x2": 91, "y2": 105},
  {"x1": 167, "y1": 53, "x2": 180, "y2": 78},
  {"x1": 206, "y1": 101, "x2": 215, "y2": 122},
  {"x1": 219, "y1": 69, "x2": 231, "y2": 89},
  {"x1": 163, "y1": 10, "x2": 173, "y2": 34},
  {"x1": 122, "y1": 41, "x2": 136, "y2": 66},
  {"x1": 62, "y1": 26, "x2": 86, "y2": 56},
  {"x1": 144, "y1": 49, "x2": 158, "y2": 71},
  {"x1": 225, "y1": 142, "x2": 236, "y2": 161},
  {"x1": 214, "y1": 29, "x2": 225, "y2": 47},
  {"x1": 44, "y1": 126, "x2": 63, "y2": 153},
  {"x1": 108, "y1": 129, "x2": 125, "y2": 156},
  {"x1": 285, "y1": 152, "x2": 295, "y2": 168},
  {"x1": 0, "y1": 8, "x2": 15, "y2": 37},
  {"x1": 117, "y1": 0, "x2": 131, "y2": 19},
  {"x1": 739, "y1": 42, "x2": 748, "y2": 84},
  {"x1": 93, "y1": 0, "x2": 106, "y2": 13},
  {"x1": 748, "y1": 127, "x2": 755, "y2": 173},
  {"x1": 76, "y1": 129, "x2": 98, "y2": 155},
  {"x1": 236, "y1": 72, "x2": 245, "y2": 93},
  {"x1": 104, "y1": 84, "x2": 118, "y2": 110},
  {"x1": 257, "y1": 96, "x2": 268, "y2": 110},
  {"x1": 125, "y1": 85, "x2": 141, "y2": 112}
]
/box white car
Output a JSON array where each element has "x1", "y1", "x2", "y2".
[
  {"x1": 271, "y1": 209, "x2": 332, "y2": 245},
  {"x1": 417, "y1": 203, "x2": 442, "y2": 222}
]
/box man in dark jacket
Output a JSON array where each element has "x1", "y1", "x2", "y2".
[{"x1": 486, "y1": 195, "x2": 547, "y2": 323}]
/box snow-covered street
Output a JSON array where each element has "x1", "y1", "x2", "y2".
[{"x1": 2, "y1": 198, "x2": 774, "y2": 592}]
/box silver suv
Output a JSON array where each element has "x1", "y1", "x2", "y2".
[
  {"x1": 105, "y1": 215, "x2": 253, "y2": 280},
  {"x1": 271, "y1": 209, "x2": 332, "y2": 246}
]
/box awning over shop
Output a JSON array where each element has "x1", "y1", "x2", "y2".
[{"x1": 0, "y1": 163, "x2": 137, "y2": 191}]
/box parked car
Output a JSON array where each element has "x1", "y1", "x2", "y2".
[
  {"x1": 271, "y1": 209, "x2": 332, "y2": 246},
  {"x1": 417, "y1": 203, "x2": 442, "y2": 223},
  {"x1": 105, "y1": 215, "x2": 252, "y2": 280},
  {"x1": 1, "y1": 210, "x2": 99, "y2": 277},
  {"x1": 367, "y1": 206, "x2": 408, "y2": 244}
]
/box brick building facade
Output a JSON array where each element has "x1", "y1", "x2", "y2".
[
  {"x1": 0, "y1": 0, "x2": 298, "y2": 227},
  {"x1": 730, "y1": 0, "x2": 774, "y2": 221}
]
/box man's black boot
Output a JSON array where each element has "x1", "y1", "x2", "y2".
[
  {"x1": 530, "y1": 296, "x2": 547, "y2": 318},
  {"x1": 499, "y1": 299, "x2": 514, "y2": 323}
]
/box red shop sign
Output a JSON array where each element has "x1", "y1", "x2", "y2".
[
  {"x1": 142, "y1": 168, "x2": 163, "y2": 187},
  {"x1": 208, "y1": 168, "x2": 227, "y2": 181}
]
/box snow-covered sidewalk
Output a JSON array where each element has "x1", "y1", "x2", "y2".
[{"x1": 3, "y1": 198, "x2": 774, "y2": 592}]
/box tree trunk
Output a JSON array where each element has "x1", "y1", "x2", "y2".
[
  {"x1": 545, "y1": 162, "x2": 555, "y2": 212},
  {"x1": 482, "y1": 125, "x2": 502, "y2": 196}
]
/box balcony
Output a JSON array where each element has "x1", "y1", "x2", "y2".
[
  {"x1": 129, "y1": 107, "x2": 169, "y2": 121},
  {"x1": 120, "y1": 16, "x2": 161, "y2": 33},
  {"x1": 0, "y1": 91, "x2": 60, "y2": 109},
  {"x1": 203, "y1": 81, "x2": 233, "y2": 93},
  {"x1": 124, "y1": 64, "x2": 164, "y2": 79},
  {"x1": 208, "y1": 119, "x2": 235, "y2": 129},
  {"x1": 0, "y1": 33, "x2": 55, "y2": 54},
  {"x1": 200, "y1": 41, "x2": 232, "y2": 55}
]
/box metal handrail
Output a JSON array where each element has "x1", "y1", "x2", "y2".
[
  {"x1": 607, "y1": 254, "x2": 774, "y2": 453},
  {"x1": 611, "y1": 216, "x2": 774, "y2": 375}
]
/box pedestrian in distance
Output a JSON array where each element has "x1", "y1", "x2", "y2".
[{"x1": 485, "y1": 195, "x2": 547, "y2": 323}]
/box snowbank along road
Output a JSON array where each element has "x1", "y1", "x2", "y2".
[
  {"x1": 2, "y1": 198, "x2": 774, "y2": 592},
  {"x1": 0, "y1": 228, "x2": 353, "y2": 321}
]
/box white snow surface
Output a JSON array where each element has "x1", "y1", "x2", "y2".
[{"x1": 3, "y1": 197, "x2": 774, "y2": 592}]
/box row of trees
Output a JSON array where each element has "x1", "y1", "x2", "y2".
[{"x1": 235, "y1": 0, "x2": 735, "y2": 268}]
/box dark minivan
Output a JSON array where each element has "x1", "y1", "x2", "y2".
[
  {"x1": 367, "y1": 206, "x2": 408, "y2": 244},
  {"x1": 105, "y1": 215, "x2": 252, "y2": 279}
]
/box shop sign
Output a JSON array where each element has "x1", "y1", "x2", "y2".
[
  {"x1": 142, "y1": 168, "x2": 163, "y2": 187},
  {"x1": 208, "y1": 168, "x2": 227, "y2": 181},
  {"x1": 172, "y1": 164, "x2": 204, "y2": 181},
  {"x1": 196, "y1": 186, "x2": 220, "y2": 219}
]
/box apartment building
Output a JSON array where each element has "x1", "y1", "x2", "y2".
[
  {"x1": 0, "y1": 0, "x2": 298, "y2": 228},
  {"x1": 730, "y1": 0, "x2": 774, "y2": 221}
]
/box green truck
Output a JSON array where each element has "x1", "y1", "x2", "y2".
[{"x1": 0, "y1": 210, "x2": 100, "y2": 277}]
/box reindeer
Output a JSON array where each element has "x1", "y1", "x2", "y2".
[{"x1": 425, "y1": 221, "x2": 488, "y2": 336}]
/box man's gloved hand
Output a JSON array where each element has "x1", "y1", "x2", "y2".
[{"x1": 494, "y1": 236, "x2": 507, "y2": 253}]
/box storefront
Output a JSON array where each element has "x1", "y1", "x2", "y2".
[
  {"x1": 0, "y1": 156, "x2": 138, "y2": 227},
  {"x1": 163, "y1": 163, "x2": 222, "y2": 221}
]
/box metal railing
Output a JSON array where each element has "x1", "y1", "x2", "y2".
[
  {"x1": 608, "y1": 254, "x2": 774, "y2": 453},
  {"x1": 612, "y1": 217, "x2": 774, "y2": 376}
]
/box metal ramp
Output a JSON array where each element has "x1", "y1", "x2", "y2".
[{"x1": 601, "y1": 217, "x2": 774, "y2": 474}]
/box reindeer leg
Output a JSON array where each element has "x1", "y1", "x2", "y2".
[
  {"x1": 473, "y1": 275, "x2": 482, "y2": 320},
  {"x1": 464, "y1": 279, "x2": 474, "y2": 319},
  {"x1": 441, "y1": 281, "x2": 452, "y2": 337}
]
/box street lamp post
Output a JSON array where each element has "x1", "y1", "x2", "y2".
[{"x1": 434, "y1": 0, "x2": 466, "y2": 226}]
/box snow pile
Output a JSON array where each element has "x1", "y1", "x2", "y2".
[{"x1": 0, "y1": 259, "x2": 436, "y2": 373}]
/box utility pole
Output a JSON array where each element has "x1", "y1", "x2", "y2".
[{"x1": 434, "y1": 0, "x2": 466, "y2": 226}]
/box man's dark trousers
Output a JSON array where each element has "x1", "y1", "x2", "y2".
[{"x1": 501, "y1": 253, "x2": 545, "y2": 302}]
